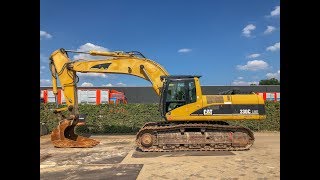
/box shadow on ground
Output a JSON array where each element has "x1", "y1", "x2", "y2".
[
  {"x1": 132, "y1": 148, "x2": 235, "y2": 158},
  {"x1": 41, "y1": 164, "x2": 143, "y2": 180}
]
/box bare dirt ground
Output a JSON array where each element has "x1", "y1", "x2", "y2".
[{"x1": 40, "y1": 132, "x2": 280, "y2": 180}]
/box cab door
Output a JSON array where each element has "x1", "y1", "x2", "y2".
[
  {"x1": 164, "y1": 79, "x2": 188, "y2": 114},
  {"x1": 163, "y1": 79, "x2": 200, "y2": 120}
]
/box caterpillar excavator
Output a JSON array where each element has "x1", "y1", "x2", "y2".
[{"x1": 49, "y1": 48, "x2": 266, "y2": 151}]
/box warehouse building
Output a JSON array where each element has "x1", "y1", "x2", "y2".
[{"x1": 40, "y1": 85, "x2": 280, "y2": 104}]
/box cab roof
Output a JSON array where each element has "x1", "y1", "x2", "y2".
[{"x1": 160, "y1": 75, "x2": 201, "y2": 81}]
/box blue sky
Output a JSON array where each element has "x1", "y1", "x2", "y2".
[{"x1": 40, "y1": 0, "x2": 280, "y2": 87}]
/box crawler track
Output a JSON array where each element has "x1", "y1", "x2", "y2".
[{"x1": 136, "y1": 122, "x2": 254, "y2": 152}]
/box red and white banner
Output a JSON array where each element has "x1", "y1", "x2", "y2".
[
  {"x1": 256, "y1": 92, "x2": 280, "y2": 102},
  {"x1": 41, "y1": 89, "x2": 110, "y2": 105}
]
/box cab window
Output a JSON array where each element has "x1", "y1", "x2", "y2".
[{"x1": 166, "y1": 81, "x2": 186, "y2": 101}]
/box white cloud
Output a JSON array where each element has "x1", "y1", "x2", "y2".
[
  {"x1": 270, "y1": 6, "x2": 280, "y2": 16},
  {"x1": 237, "y1": 77, "x2": 244, "y2": 80},
  {"x1": 73, "y1": 43, "x2": 110, "y2": 60},
  {"x1": 102, "y1": 82, "x2": 126, "y2": 87},
  {"x1": 40, "y1": 79, "x2": 51, "y2": 86},
  {"x1": 81, "y1": 82, "x2": 94, "y2": 87},
  {"x1": 178, "y1": 48, "x2": 192, "y2": 53},
  {"x1": 264, "y1": 26, "x2": 276, "y2": 34},
  {"x1": 242, "y1": 24, "x2": 256, "y2": 37},
  {"x1": 102, "y1": 83, "x2": 113, "y2": 87},
  {"x1": 40, "y1": 31, "x2": 52, "y2": 39},
  {"x1": 237, "y1": 60, "x2": 269, "y2": 71},
  {"x1": 40, "y1": 71, "x2": 43, "y2": 74},
  {"x1": 40, "y1": 66, "x2": 46, "y2": 69},
  {"x1": 232, "y1": 80, "x2": 259, "y2": 86},
  {"x1": 266, "y1": 70, "x2": 280, "y2": 79},
  {"x1": 266, "y1": 42, "x2": 280, "y2": 51},
  {"x1": 77, "y1": 72, "x2": 108, "y2": 78},
  {"x1": 116, "y1": 82, "x2": 126, "y2": 86},
  {"x1": 247, "y1": 53, "x2": 260, "y2": 59}
]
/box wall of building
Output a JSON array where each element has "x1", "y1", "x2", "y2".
[{"x1": 40, "y1": 85, "x2": 280, "y2": 104}]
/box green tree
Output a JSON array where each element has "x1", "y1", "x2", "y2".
[{"x1": 259, "y1": 78, "x2": 280, "y2": 85}]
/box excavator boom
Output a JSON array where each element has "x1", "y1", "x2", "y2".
[{"x1": 49, "y1": 48, "x2": 169, "y2": 147}]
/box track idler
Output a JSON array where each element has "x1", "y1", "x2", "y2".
[{"x1": 51, "y1": 118, "x2": 99, "y2": 148}]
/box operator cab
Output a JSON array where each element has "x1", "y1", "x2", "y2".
[{"x1": 159, "y1": 75, "x2": 201, "y2": 118}]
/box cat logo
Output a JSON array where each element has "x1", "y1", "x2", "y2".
[{"x1": 203, "y1": 109, "x2": 213, "y2": 115}]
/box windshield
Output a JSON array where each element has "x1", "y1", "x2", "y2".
[{"x1": 166, "y1": 81, "x2": 186, "y2": 101}]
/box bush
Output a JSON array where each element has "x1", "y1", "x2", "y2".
[{"x1": 40, "y1": 101, "x2": 280, "y2": 134}]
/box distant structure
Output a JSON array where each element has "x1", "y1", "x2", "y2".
[{"x1": 40, "y1": 85, "x2": 280, "y2": 104}]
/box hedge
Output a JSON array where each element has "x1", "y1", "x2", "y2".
[{"x1": 40, "y1": 101, "x2": 279, "y2": 134}]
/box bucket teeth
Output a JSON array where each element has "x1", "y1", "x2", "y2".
[{"x1": 51, "y1": 119, "x2": 100, "y2": 148}]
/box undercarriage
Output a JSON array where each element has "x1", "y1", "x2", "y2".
[{"x1": 136, "y1": 122, "x2": 254, "y2": 152}]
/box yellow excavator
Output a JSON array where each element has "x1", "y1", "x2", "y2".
[{"x1": 49, "y1": 48, "x2": 266, "y2": 151}]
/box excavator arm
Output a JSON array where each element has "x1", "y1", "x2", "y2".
[{"x1": 49, "y1": 48, "x2": 169, "y2": 147}]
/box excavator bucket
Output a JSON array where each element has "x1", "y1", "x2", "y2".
[{"x1": 51, "y1": 119, "x2": 100, "y2": 148}]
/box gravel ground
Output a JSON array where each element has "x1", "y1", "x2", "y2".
[{"x1": 40, "y1": 132, "x2": 280, "y2": 180}]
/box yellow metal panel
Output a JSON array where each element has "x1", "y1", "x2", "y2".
[
  {"x1": 166, "y1": 114, "x2": 264, "y2": 121},
  {"x1": 230, "y1": 94, "x2": 260, "y2": 104}
]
